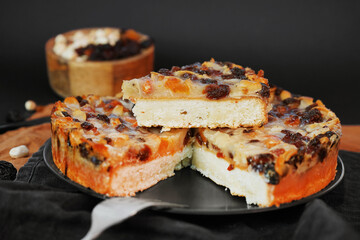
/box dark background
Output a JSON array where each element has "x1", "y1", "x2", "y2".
[{"x1": 1, "y1": 0, "x2": 359, "y2": 124}]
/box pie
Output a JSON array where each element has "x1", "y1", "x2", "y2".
[
  {"x1": 122, "y1": 59, "x2": 270, "y2": 128},
  {"x1": 51, "y1": 95, "x2": 192, "y2": 196},
  {"x1": 51, "y1": 63, "x2": 341, "y2": 207}
]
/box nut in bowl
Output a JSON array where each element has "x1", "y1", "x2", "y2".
[{"x1": 45, "y1": 27, "x2": 154, "y2": 97}]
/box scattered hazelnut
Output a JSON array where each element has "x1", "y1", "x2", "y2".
[
  {"x1": 25, "y1": 100, "x2": 37, "y2": 111},
  {"x1": 9, "y1": 145, "x2": 29, "y2": 158}
]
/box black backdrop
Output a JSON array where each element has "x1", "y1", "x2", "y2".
[{"x1": 1, "y1": 0, "x2": 359, "y2": 124}]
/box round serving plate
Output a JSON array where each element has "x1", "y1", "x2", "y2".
[{"x1": 43, "y1": 139, "x2": 344, "y2": 215}]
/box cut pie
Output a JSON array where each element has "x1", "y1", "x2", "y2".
[
  {"x1": 51, "y1": 69, "x2": 341, "y2": 207},
  {"x1": 191, "y1": 86, "x2": 341, "y2": 206},
  {"x1": 51, "y1": 95, "x2": 192, "y2": 196},
  {"x1": 122, "y1": 59, "x2": 270, "y2": 128}
]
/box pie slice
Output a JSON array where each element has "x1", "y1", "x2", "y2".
[
  {"x1": 191, "y1": 86, "x2": 341, "y2": 206},
  {"x1": 51, "y1": 95, "x2": 192, "y2": 196},
  {"x1": 122, "y1": 59, "x2": 270, "y2": 128}
]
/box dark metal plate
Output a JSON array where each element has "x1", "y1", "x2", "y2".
[{"x1": 43, "y1": 139, "x2": 344, "y2": 215}]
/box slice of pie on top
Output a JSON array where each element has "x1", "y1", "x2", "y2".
[{"x1": 122, "y1": 59, "x2": 270, "y2": 129}]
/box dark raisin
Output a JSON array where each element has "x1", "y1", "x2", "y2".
[
  {"x1": 195, "y1": 133, "x2": 204, "y2": 145},
  {"x1": 76, "y1": 96, "x2": 83, "y2": 103},
  {"x1": 307, "y1": 137, "x2": 321, "y2": 154},
  {"x1": 67, "y1": 134, "x2": 72, "y2": 147},
  {"x1": 62, "y1": 111, "x2": 71, "y2": 118},
  {"x1": 79, "y1": 143, "x2": 90, "y2": 159},
  {"x1": 81, "y1": 122, "x2": 94, "y2": 131},
  {"x1": 243, "y1": 129, "x2": 254, "y2": 134},
  {"x1": 0, "y1": 160, "x2": 17, "y2": 180},
  {"x1": 222, "y1": 74, "x2": 235, "y2": 79},
  {"x1": 182, "y1": 73, "x2": 191, "y2": 79},
  {"x1": 268, "y1": 114, "x2": 276, "y2": 122},
  {"x1": 231, "y1": 67, "x2": 245, "y2": 77},
  {"x1": 211, "y1": 144, "x2": 220, "y2": 151},
  {"x1": 205, "y1": 69, "x2": 222, "y2": 76},
  {"x1": 203, "y1": 84, "x2": 230, "y2": 100},
  {"x1": 287, "y1": 153, "x2": 304, "y2": 168},
  {"x1": 104, "y1": 137, "x2": 112, "y2": 144},
  {"x1": 96, "y1": 114, "x2": 110, "y2": 124},
  {"x1": 271, "y1": 104, "x2": 289, "y2": 117},
  {"x1": 75, "y1": 96, "x2": 89, "y2": 107},
  {"x1": 86, "y1": 113, "x2": 96, "y2": 119},
  {"x1": 158, "y1": 68, "x2": 173, "y2": 76},
  {"x1": 249, "y1": 139, "x2": 260, "y2": 143},
  {"x1": 137, "y1": 145, "x2": 151, "y2": 161},
  {"x1": 301, "y1": 109, "x2": 323, "y2": 125},
  {"x1": 305, "y1": 103, "x2": 318, "y2": 112},
  {"x1": 257, "y1": 83, "x2": 270, "y2": 98},
  {"x1": 200, "y1": 78, "x2": 217, "y2": 84},
  {"x1": 137, "y1": 138, "x2": 146, "y2": 142},
  {"x1": 247, "y1": 153, "x2": 274, "y2": 173},
  {"x1": 282, "y1": 98, "x2": 301, "y2": 107},
  {"x1": 195, "y1": 69, "x2": 208, "y2": 75},
  {"x1": 264, "y1": 165, "x2": 280, "y2": 184},
  {"x1": 115, "y1": 124, "x2": 128, "y2": 132},
  {"x1": 183, "y1": 129, "x2": 194, "y2": 145},
  {"x1": 318, "y1": 148, "x2": 328, "y2": 162},
  {"x1": 182, "y1": 72, "x2": 198, "y2": 80},
  {"x1": 281, "y1": 130, "x2": 307, "y2": 148},
  {"x1": 90, "y1": 156, "x2": 102, "y2": 165},
  {"x1": 325, "y1": 131, "x2": 335, "y2": 138}
]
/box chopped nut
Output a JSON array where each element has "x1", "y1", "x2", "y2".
[
  {"x1": 25, "y1": 100, "x2": 37, "y2": 111},
  {"x1": 72, "y1": 109, "x2": 86, "y2": 121},
  {"x1": 9, "y1": 145, "x2": 29, "y2": 158},
  {"x1": 112, "y1": 105, "x2": 124, "y2": 116}
]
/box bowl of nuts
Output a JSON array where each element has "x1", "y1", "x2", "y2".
[{"x1": 45, "y1": 27, "x2": 154, "y2": 97}]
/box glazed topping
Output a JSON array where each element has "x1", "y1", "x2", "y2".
[
  {"x1": 196, "y1": 86, "x2": 341, "y2": 184},
  {"x1": 53, "y1": 28, "x2": 152, "y2": 61},
  {"x1": 51, "y1": 95, "x2": 187, "y2": 167},
  {"x1": 122, "y1": 59, "x2": 270, "y2": 100}
]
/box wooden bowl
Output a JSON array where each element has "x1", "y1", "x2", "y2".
[{"x1": 45, "y1": 28, "x2": 154, "y2": 97}]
